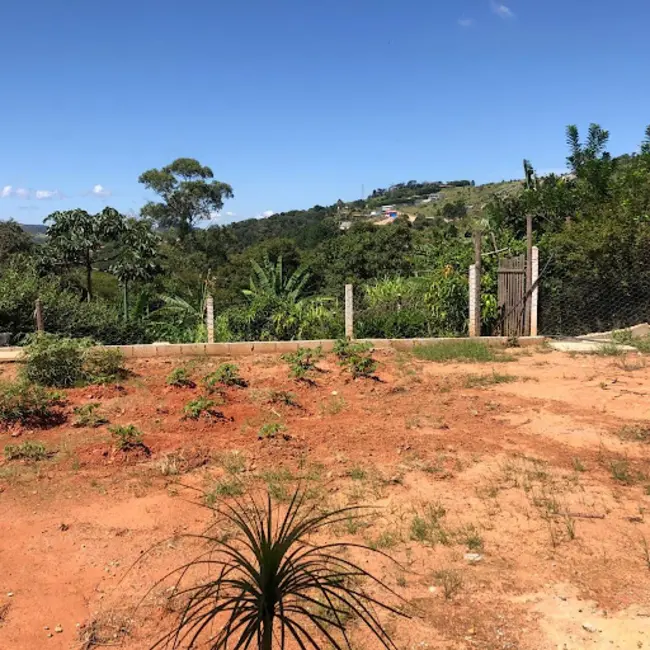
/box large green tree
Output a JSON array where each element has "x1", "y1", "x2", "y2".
[
  {"x1": 139, "y1": 158, "x2": 233, "y2": 240},
  {"x1": 0, "y1": 220, "x2": 33, "y2": 264},
  {"x1": 45, "y1": 207, "x2": 124, "y2": 301}
]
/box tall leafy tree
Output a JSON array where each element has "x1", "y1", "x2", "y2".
[
  {"x1": 565, "y1": 123, "x2": 615, "y2": 197},
  {"x1": 108, "y1": 218, "x2": 160, "y2": 320},
  {"x1": 139, "y1": 158, "x2": 233, "y2": 241},
  {"x1": 0, "y1": 220, "x2": 33, "y2": 264},
  {"x1": 45, "y1": 207, "x2": 124, "y2": 301}
]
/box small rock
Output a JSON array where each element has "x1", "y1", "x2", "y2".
[
  {"x1": 428, "y1": 586, "x2": 436, "y2": 593},
  {"x1": 44, "y1": 626, "x2": 49, "y2": 631},
  {"x1": 55, "y1": 625, "x2": 63, "y2": 633},
  {"x1": 464, "y1": 553, "x2": 483, "y2": 563},
  {"x1": 47, "y1": 633, "x2": 53, "y2": 638},
  {"x1": 6, "y1": 592, "x2": 13, "y2": 597},
  {"x1": 582, "y1": 623, "x2": 597, "y2": 633},
  {"x1": 331, "y1": 390, "x2": 338, "y2": 395}
]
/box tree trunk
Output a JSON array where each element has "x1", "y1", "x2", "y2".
[
  {"x1": 123, "y1": 281, "x2": 129, "y2": 322},
  {"x1": 261, "y1": 613, "x2": 274, "y2": 650},
  {"x1": 86, "y1": 251, "x2": 93, "y2": 302}
]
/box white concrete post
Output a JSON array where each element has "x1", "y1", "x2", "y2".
[
  {"x1": 345, "y1": 284, "x2": 354, "y2": 339},
  {"x1": 468, "y1": 264, "x2": 478, "y2": 337},
  {"x1": 530, "y1": 246, "x2": 539, "y2": 337},
  {"x1": 206, "y1": 294, "x2": 214, "y2": 344}
]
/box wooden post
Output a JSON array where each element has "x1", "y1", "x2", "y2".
[
  {"x1": 206, "y1": 294, "x2": 214, "y2": 344},
  {"x1": 468, "y1": 265, "x2": 477, "y2": 337},
  {"x1": 525, "y1": 213, "x2": 533, "y2": 335},
  {"x1": 472, "y1": 231, "x2": 482, "y2": 337},
  {"x1": 35, "y1": 299, "x2": 44, "y2": 333},
  {"x1": 345, "y1": 284, "x2": 354, "y2": 339},
  {"x1": 530, "y1": 246, "x2": 539, "y2": 337}
]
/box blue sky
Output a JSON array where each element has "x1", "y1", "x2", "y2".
[{"x1": 1, "y1": 0, "x2": 649, "y2": 225}]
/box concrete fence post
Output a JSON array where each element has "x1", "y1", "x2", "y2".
[
  {"x1": 530, "y1": 246, "x2": 539, "y2": 337},
  {"x1": 206, "y1": 294, "x2": 214, "y2": 344},
  {"x1": 345, "y1": 284, "x2": 354, "y2": 339},
  {"x1": 468, "y1": 265, "x2": 478, "y2": 337},
  {"x1": 35, "y1": 299, "x2": 44, "y2": 333}
]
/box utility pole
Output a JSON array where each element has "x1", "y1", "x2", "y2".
[{"x1": 525, "y1": 213, "x2": 533, "y2": 335}]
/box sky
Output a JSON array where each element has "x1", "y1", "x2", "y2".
[{"x1": 1, "y1": 0, "x2": 649, "y2": 225}]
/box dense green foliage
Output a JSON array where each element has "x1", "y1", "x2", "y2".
[
  {"x1": 0, "y1": 380, "x2": 64, "y2": 426},
  {"x1": 2, "y1": 123, "x2": 649, "y2": 342}
]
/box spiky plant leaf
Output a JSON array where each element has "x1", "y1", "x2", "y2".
[{"x1": 151, "y1": 488, "x2": 407, "y2": 650}]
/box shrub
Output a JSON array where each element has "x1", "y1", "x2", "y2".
[
  {"x1": 21, "y1": 333, "x2": 91, "y2": 387},
  {"x1": 72, "y1": 403, "x2": 108, "y2": 428},
  {"x1": 154, "y1": 487, "x2": 405, "y2": 649},
  {"x1": 266, "y1": 390, "x2": 300, "y2": 407},
  {"x1": 4, "y1": 440, "x2": 49, "y2": 461},
  {"x1": 0, "y1": 380, "x2": 64, "y2": 427},
  {"x1": 203, "y1": 363, "x2": 247, "y2": 390},
  {"x1": 182, "y1": 396, "x2": 225, "y2": 421},
  {"x1": 109, "y1": 424, "x2": 147, "y2": 452},
  {"x1": 83, "y1": 347, "x2": 126, "y2": 383},
  {"x1": 281, "y1": 346, "x2": 323, "y2": 381},
  {"x1": 166, "y1": 367, "x2": 195, "y2": 388},
  {"x1": 258, "y1": 422, "x2": 287, "y2": 439},
  {"x1": 334, "y1": 339, "x2": 378, "y2": 378},
  {"x1": 412, "y1": 340, "x2": 514, "y2": 363}
]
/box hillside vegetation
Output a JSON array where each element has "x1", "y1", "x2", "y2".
[{"x1": 2, "y1": 121, "x2": 650, "y2": 342}]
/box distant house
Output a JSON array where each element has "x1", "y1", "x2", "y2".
[{"x1": 339, "y1": 221, "x2": 352, "y2": 231}]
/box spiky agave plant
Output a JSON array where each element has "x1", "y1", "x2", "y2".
[{"x1": 153, "y1": 489, "x2": 407, "y2": 650}]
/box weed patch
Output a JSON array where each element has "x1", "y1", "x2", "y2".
[
  {"x1": 182, "y1": 396, "x2": 226, "y2": 421},
  {"x1": 166, "y1": 367, "x2": 195, "y2": 388},
  {"x1": 206, "y1": 478, "x2": 245, "y2": 504},
  {"x1": 73, "y1": 402, "x2": 108, "y2": 428},
  {"x1": 434, "y1": 569, "x2": 463, "y2": 600},
  {"x1": 616, "y1": 424, "x2": 650, "y2": 443},
  {"x1": 266, "y1": 390, "x2": 300, "y2": 408},
  {"x1": 281, "y1": 346, "x2": 323, "y2": 382},
  {"x1": 462, "y1": 371, "x2": 517, "y2": 388},
  {"x1": 4, "y1": 440, "x2": 49, "y2": 461},
  {"x1": 0, "y1": 380, "x2": 65, "y2": 427},
  {"x1": 413, "y1": 340, "x2": 514, "y2": 363},
  {"x1": 110, "y1": 424, "x2": 148, "y2": 453},
  {"x1": 334, "y1": 339, "x2": 378, "y2": 378},
  {"x1": 204, "y1": 364, "x2": 247, "y2": 390},
  {"x1": 83, "y1": 347, "x2": 127, "y2": 383},
  {"x1": 21, "y1": 334, "x2": 91, "y2": 387},
  {"x1": 258, "y1": 422, "x2": 287, "y2": 439}
]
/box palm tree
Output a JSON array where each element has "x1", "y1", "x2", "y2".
[{"x1": 153, "y1": 488, "x2": 406, "y2": 650}]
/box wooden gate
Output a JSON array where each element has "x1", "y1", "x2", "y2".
[{"x1": 497, "y1": 254, "x2": 527, "y2": 336}]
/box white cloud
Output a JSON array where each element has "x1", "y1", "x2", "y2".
[
  {"x1": 1, "y1": 185, "x2": 12, "y2": 198},
  {"x1": 15, "y1": 188, "x2": 30, "y2": 199},
  {"x1": 261, "y1": 210, "x2": 275, "y2": 218},
  {"x1": 91, "y1": 184, "x2": 111, "y2": 197},
  {"x1": 458, "y1": 18, "x2": 475, "y2": 27},
  {"x1": 491, "y1": 1, "x2": 514, "y2": 18},
  {"x1": 35, "y1": 189, "x2": 61, "y2": 200},
  {"x1": 208, "y1": 210, "x2": 222, "y2": 220},
  {"x1": 225, "y1": 211, "x2": 236, "y2": 217}
]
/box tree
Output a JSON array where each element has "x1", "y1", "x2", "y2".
[
  {"x1": 139, "y1": 158, "x2": 233, "y2": 241},
  {"x1": 0, "y1": 220, "x2": 33, "y2": 264},
  {"x1": 565, "y1": 123, "x2": 615, "y2": 197},
  {"x1": 108, "y1": 218, "x2": 160, "y2": 320},
  {"x1": 641, "y1": 125, "x2": 650, "y2": 157},
  {"x1": 45, "y1": 208, "x2": 124, "y2": 301}
]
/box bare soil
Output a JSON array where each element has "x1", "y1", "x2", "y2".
[{"x1": 1, "y1": 347, "x2": 650, "y2": 649}]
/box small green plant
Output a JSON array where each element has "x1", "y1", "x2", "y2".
[
  {"x1": 4, "y1": 440, "x2": 49, "y2": 461},
  {"x1": 434, "y1": 569, "x2": 463, "y2": 600},
  {"x1": 109, "y1": 424, "x2": 147, "y2": 452},
  {"x1": 258, "y1": 422, "x2": 287, "y2": 439},
  {"x1": 83, "y1": 347, "x2": 127, "y2": 383},
  {"x1": 182, "y1": 396, "x2": 225, "y2": 421},
  {"x1": 21, "y1": 333, "x2": 92, "y2": 387},
  {"x1": 154, "y1": 487, "x2": 406, "y2": 650},
  {"x1": 281, "y1": 346, "x2": 323, "y2": 381},
  {"x1": 409, "y1": 502, "x2": 449, "y2": 545},
  {"x1": 319, "y1": 395, "x2": 347, "y2": 415},
  {"x1": 219, "y1": 450, "x2": 246, "y2": 475},
  {"x1": 205, "y1": 478, "x2": 246, "y2": 504},
  {"x1": 261, "y1": 467, "x2": 295, "y2": 502},
  {"x1": 617, "y1": 424, "x2": 650, "y2": 443},
  {"x1": 334, "y1": 339, "x2": 378, "y2": 378},
  {"x1": 413, "y1": 340, "x2": 514, "y2": 363},
  {"x1": 458, "y1": 523, "x2": 484, "y2": 551},
  {"x1": 609, "y1": 458, "x2": 636, "y2": 484},
  {"x1": 463, "y1": 371, "x2": 517, "y2": 388},
  {"x1": 73, "y1": 402, "x2": 108, "y2": 427},
  {"x1": 166, "y1": 367, "x2": 195, "y2": 388},
  {"x1": 572, "y1": 457, "x2": 586, "y2": 472},
  {"x1": 204, "y1": 363, "x2": 247, "y2": 390},
  {"x1": 266, "y1": 390, "x2": 300, "y2": 407},
  {"x1": 594, "y1": 342, "x2": 624, "y2": 357},
  {"x1": 348, "y1": 466, "x2": 367, "y2": 480},
  {"x1": 0, "y1": 380, "x2": 64, "y2": 427}
]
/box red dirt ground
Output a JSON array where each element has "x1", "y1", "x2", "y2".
[{"x1": 1, "y1": 347, "x2": 650, "y2": 649}]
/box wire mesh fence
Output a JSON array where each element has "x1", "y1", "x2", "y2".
[{"x1": 538, "y1": 249, "x2": 650, "y2": 337}]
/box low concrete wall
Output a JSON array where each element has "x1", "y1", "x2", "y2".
[{"x1": 0, "y1": 336, "x2": 546, "y2": 363}]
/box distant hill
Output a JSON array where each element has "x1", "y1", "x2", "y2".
[{"x1": 19, "y1": 223, "x2": 47, "y2": 235}]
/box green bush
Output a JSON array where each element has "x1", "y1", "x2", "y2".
[
  {"x1": 203, "y1": 363, "x2": 247, "y2": 389},
  {"x1": 21, "y1": 333, "x2": 91, "y2": 387},
  {"x1": 281, "y1": 346, "x2": 323, "y2": 381},
  {"x1": 83, "y1": 347, "x2": 126, "y2": 383},
  {"x1": 109, "y1": 424, "x2": 147, "y2": 452},
  {"x1": 258, "y1": 422, "x2": 287, "y2": 439},
  {"x1": 0, "y1": 380, "x2": 64, "y2": 426},
  {"x1": 333, "y1": 339, "x2": 377, "y2": 378},
  {"x1": 166, "y1": 367, "x2": 195, "y2": 388},
  {"x1": 72, "y1": 403, "x2": 108, "y2": 428},
  {"x1": 4, "y1": 440, "x2": 49, "y2": 461},
  {"x1": 182, "y1": 396, "x2": 225, "y2": 421}
]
